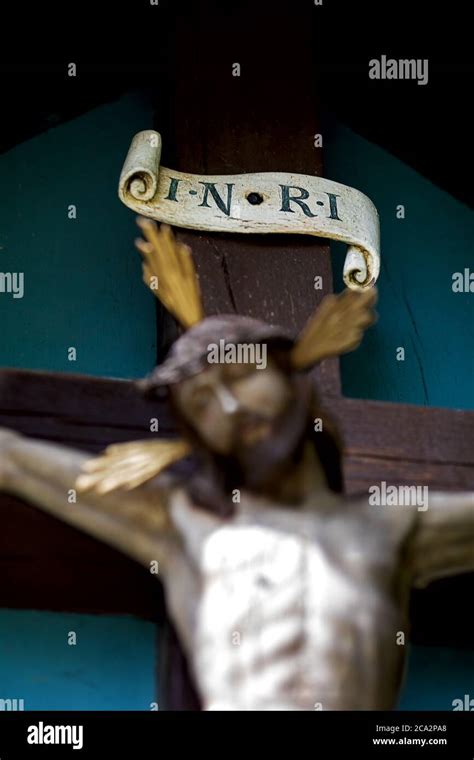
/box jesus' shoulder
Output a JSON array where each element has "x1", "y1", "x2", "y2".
[
  {"x1": 352, "y1": 487, "x2": 474, "y2": 588},
  {"x1": 403, "y1": 490, "x2": 474, "y2": 587}
]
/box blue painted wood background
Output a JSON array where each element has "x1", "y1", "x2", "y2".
[
  {"x1": 325, "y1": 114, "x2": 474, "y2": 410},
  {"x1": 0, "y1": 609, "x2": 156, "y2": 710},
  {"x1": 0, "y1": 97, "x2": 472, "y2": 709},
  {"x1": 0, "y1": 92, "x2": 157, "y2": 378}
]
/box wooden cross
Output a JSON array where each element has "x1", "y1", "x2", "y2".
[{"x1": 1, "y1": 3, "x2": 473, "y2": 709}]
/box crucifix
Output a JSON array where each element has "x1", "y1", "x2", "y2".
[{"x1": 0, "y1": 3, "x2": 473, "y2": 710}]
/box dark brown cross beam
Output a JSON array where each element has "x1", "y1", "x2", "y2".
[{"x1": 1, "y1": 2, "x2": 473, "y2": 709}]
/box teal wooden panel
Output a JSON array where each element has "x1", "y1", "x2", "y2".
[
  {"x1": 0, "y1": 609, "x2": 156, "y2": 710},
  {"x1": 399, "y1": 645, "x2": 474, "y2": 710},
  {"x1": 0, "y1": 91, "x2": 157, "y2": 379},
  {"x1": 324, "y1": 115, "x2": 474, "y2": 410}
]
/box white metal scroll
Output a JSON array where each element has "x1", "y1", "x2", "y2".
[{"x1": 119, "y1": 130, "x2": 380, "y2": 290}]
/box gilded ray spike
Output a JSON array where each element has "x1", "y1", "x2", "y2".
[
  {"x1": 135, "y1": 217, "x2": 205, "y2": 329},
  {"x1": 76, "y1": 439, "x2": 191, "y2": 495},
  {"x1": 291, "y1": 287, "x2": 378, "y2": 369}
]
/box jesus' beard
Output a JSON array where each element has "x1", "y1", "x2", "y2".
[{"x1": 230, "y1": 383, "x2": 311, "y2": 496}]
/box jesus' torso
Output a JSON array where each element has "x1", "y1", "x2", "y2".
[{"x1": 189, "y1": 498, "x2": 415, "y2": 710}]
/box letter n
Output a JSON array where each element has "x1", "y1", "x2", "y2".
[{"x1": 199, "y1": 183, "x2": 234, "y2": 216}]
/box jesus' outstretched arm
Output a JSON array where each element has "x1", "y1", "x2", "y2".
[
  {"x1": 0, "y1": 427, "x2": 178, "y2": 570},
  {"x1": 407, "y1": 490, "x2": 474, "y2": 587}
]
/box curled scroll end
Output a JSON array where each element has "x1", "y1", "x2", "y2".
[
  {"x1": 127, "y1": 172, "x2": 157, "y2": 202},
  {"x1": 343, "y1": 245, "x2": 379, "y2": 291},
  {"x1": 118, "y1": 129, "x2": 162, "y2": 206}
]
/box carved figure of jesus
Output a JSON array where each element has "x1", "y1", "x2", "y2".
[{"x1": 0, "y1": 221, "x2": 472, "y2": 710}]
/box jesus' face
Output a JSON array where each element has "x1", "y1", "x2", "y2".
[{"x1": 170, "y1": 355, "x2": 294, "y2": 456}]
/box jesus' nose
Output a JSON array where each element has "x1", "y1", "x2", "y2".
[{"x1": 215, "y1": 385, "x2": 240, "y2": 415}]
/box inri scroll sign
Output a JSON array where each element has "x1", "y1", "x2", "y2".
[{"x1": 119, "y1": 130, "x2": 381, "y2": 290}]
